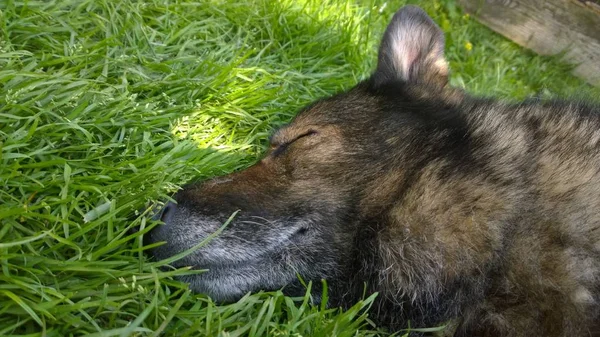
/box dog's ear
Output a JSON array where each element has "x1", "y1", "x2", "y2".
[{"x1": 372, "y1": 6, "x2": 448, "y2": 88}]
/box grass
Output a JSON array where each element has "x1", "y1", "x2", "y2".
[{"x1": 1, "y1": 0, "x2": 599, "y2": 336}]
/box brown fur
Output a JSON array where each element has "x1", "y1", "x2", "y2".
[{"x1": 146, "y1": 6, "x2": 600, "y2": 336}]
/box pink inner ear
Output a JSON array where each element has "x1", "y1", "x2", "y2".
[
  {"x1": 402, "y1": 49, "x2": 418, "y2": 81},
  {"x1": 391, "y1": 30, "x2": 420, "y2": 81}
]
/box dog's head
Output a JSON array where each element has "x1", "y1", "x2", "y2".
[{"x1": 146, "y1": 6, "x2": 453, "y2": 302}]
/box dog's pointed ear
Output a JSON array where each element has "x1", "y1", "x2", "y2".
[{"x1": 372, "y1": 6, "x2": 448, "y2": 87}]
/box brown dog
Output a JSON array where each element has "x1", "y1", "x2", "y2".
[{"x1": 146, "y1": 6, "x2": 600, "y2": 336}]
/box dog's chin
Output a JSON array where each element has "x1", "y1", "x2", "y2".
[
  {"x1": 180, "y1": 270, "x2": 326, "y2": 305},
  {"x1": 182, "y1": 274, "x2": 249, "y2": 303},
  {"x1": 178, "y1": 262, "x2": 300, "y2": 303}
]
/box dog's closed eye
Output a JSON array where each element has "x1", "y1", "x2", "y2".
[{"x1": 271, "y1": 130, "x2": 317, "y2": 156}]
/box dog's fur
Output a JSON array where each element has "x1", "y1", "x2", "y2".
[{"x1": 146, "y1": 6, "x2": 600, "y2": 336}]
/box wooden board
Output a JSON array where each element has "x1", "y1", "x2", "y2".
[{"x1": 457, "y1": 0, "x2": 600, "y2": 87}]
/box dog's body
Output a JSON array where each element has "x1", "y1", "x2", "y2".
[{"x1": 147, "y1": 6, "x2": 600, "y2": 336}]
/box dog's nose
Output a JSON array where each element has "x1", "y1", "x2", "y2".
[
  {"x1": 153, "y1": 201, "x2": 177, "y2": 223},
  {"x1": 128, "y1": 201, "x2": 178, "y2": 236}
]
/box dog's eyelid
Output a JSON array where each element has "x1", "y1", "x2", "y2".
[
  {"x1": 295, "y1": 129, "x2": 317, "y2": 140},
  {"x1": 287, "y1": 129, "x2": 318, "y2": 145},
  {"x1": 271, "y1": 129, "x2": 318, "y2": 157},
  {"x1": 278, "y1": 129, "x2": 318, "y2": 145},
  {"x1": 302, "y1": 129, "x2": 318, "y2": 137}
]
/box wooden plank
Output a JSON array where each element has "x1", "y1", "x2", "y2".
[{"x1": 457, "y1": 0, "x2": 600, "y2": 87}]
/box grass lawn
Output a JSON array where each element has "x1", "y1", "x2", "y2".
[{"x1": 1, "y1": 0, "x2": 600, "y2": 336}]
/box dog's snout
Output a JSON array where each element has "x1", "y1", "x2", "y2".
[
  {"x1": 153, "y1": 201, "x2": 177, "y2": 223},
  {"x1": 129, "y1": 201, "x2": 179, "y2": 237}
]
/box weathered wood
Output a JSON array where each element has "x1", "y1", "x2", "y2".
[{"x1": 457, "y1": 0, "x2": 600, "y2": 87}]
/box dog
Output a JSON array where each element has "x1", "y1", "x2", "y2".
[{"x1": 145, "y1": 5, "x2": 600, "y2": 336}]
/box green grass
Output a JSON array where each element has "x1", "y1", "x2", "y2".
[{"x1": 1, "y1": 0, "x2": 599, "y2": 336}]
